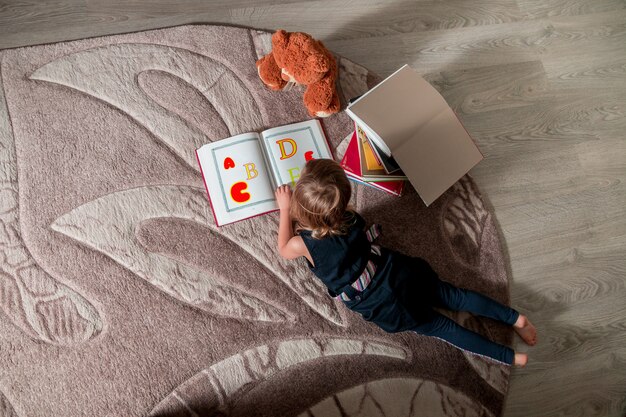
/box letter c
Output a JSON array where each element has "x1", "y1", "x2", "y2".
[{"x1": 230, "y1": 181, "x2": 251, "y2": 203}]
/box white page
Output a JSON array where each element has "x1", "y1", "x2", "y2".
[
  {"x1": 344, "y1": 111, "x2": 391, "y2": 156},
  {"x1": 196, "y1": 133, "x2": 278, "y2": 226},
  {"x1": 345, "y1": 65, "x2": 409, "y2": 157},
  {"x1": 260, "y1": 119, "x2": 333, "y2": 187},
  {"x1": 346, "y1": 65, "x2": 482, "y2": 206},
  {"x1": 393, "y1": 108, "x2": 483, "y2": 206}
]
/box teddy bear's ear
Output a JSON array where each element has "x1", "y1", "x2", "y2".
[
  {"x1": 272, "y1": 30, "x2": 288, "y2": 48},
  {"x1": 306, "y1": 53, "x2": 330, "y2": 74}
]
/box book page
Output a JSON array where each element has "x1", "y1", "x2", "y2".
[
  {"x1": 358, "y1": 122, "x2": 401, "y2": 174},
  {"x1": 346, "y1": 65, "x2": 448, "y2": 154},
  {"x1": 260, "y1": 119, "x2": 333, "y2": 186},
  {"x1": 356, "y1": 124, "x2": 384, "y2": 176},
  {"x1": 393, "y1": 108, "x2": 483, "y2": 206},
  {"x1": 196, "y1": 133, "x2": 278, "y2": 226},
  {"x1": 347, "y1": 65, "x2": 482, "y2": 206},
  {"x1": 346, "y1": 112, "x2": 391, "y2": 156}
]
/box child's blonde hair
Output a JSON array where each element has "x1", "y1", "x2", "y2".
[{"x1": 291, "y1": 158, "x2": 353, "y2": 238}]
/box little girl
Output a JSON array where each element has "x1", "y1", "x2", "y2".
[{"x1": 275, "y1": 158, "x2": 537, "y2": 366}]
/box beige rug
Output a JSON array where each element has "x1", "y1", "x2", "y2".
[{"x1": 0, "y1": 24, "x2": 513, "y2": 416}]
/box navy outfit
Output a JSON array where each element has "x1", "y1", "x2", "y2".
[{"x1": 299, "y1": 212, "x2": 519, "y2": 365}]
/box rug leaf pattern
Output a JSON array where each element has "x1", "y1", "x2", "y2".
[
  {"x1": 301, "y1": 378, "x2": 496, "y2": 417},
  {"x1": 149, "y1": 337, "x2": 408, "y2": 416},
  {"x1": 0, "y1": 72, "x2": 102, "y2": 345},
  {"x1": 0, "y1": 26, "x2": 513, "y2": 416},
  {"x1": 30, "y1": 43, "x2": 265, "y2": 170},
  {"x1": 51, "y1": 185, "x2": 345, "y2": 325},
  {"x1": 443, "y1": 176, "x2": 490, "y2": 268},
  {"x1": 0, "y1": 388, "x2": 19, "y2": 417}
]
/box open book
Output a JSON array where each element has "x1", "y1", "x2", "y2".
[
  {"x1": 345, "y1": 65, "x2": 483, "y2": 206},
  {"x1": 196, "y1": 119, "x2": 333, "y2": 226}
]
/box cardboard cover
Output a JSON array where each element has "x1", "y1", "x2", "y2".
[{"x1": 346, "y1": 65, "x2": 483, "y2": 206}]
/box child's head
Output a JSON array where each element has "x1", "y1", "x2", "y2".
[{"x1": 291, "y1": 158, "x2": 352, "y2": 238}]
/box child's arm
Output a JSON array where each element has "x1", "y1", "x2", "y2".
[{"x1": 275, "y1": 185, "x2": 313, "y2": 264}]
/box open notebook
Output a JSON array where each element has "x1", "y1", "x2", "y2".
[
  {"x1": 196, "y1": 119, "x2": 333, "y2": 226},
  {"x1": 346, "y1": 65, "x2": 483, "y2": 206}
]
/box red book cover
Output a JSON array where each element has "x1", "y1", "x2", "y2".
[{"x1": 341, "y1": 132, "x2": 404, "y2": 197}]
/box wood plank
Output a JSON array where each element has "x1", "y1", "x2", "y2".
[
  {"x1": 427, "y1": 60, "x2": 550, "y2": 114},
  {"x1": 401, "y1": 20, "x2": 550, "y2": 74},
  {"x1": 516, "y1": 0, "x2": 626, "y2": 19},
  {"x1": 327, "y1": 19, "x2": 550, "y2": 75},
  {"x1": 506, "y1": 339, "x2": 626, "y2": 416},
  {"x1": 230, "y1": 0, "x2": 524, "y2": 41}
]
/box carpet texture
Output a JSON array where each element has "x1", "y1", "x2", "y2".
[{"x1": 0, "y1": 25, "x2": 513, "y2": 417}]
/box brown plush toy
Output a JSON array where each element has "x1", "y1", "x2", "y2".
[{"x1": 256, "y1": 29, "x2": 341, "y2": 118}]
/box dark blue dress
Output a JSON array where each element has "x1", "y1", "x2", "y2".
[
  {"x1": 299, "y1": 212, "x2": 437, "y2": 333},
  {"x1": 299, "y1": 211, "x2": 519, "y2": 365}
]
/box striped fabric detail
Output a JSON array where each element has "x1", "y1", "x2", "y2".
[
  {"x1": 335, "y1": 224, "x2": 382, "y2": 302},
  {"x1": 336, "y1": 251, "x2": 380, "y2": 301},
  {"x1": 338, "y1": 292, "x2": 351, "y2": 302},
  {"x1": 351, "y1": 260, "x2": 375, "y2": 291},
  {"x1": 365, "y1": 224, "x2": 381, "y2": 242}
]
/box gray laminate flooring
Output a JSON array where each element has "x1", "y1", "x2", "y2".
[{"x1": 1, "y1": 1, "x2": 625, "y2": 416}]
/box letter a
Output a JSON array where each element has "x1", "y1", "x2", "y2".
[
  {"x1": 223, "y1": 157, "x2": 235, "y2": 169},
  {"x1": 244, "y1": 163, "x2": 259, "y2": 180},
  {"x1": 276, "y1": 138, "x2": 297, "y2": 160}
]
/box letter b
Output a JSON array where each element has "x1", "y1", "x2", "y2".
[{"x1": 244, "y1": 163, "x2": 258, "y2": 180}]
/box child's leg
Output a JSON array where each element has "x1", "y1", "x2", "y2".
[
  {"x1": 413, "y1": 311, "x2": 515, "y2": 365},
  {"x1": 430, "y1": 277, "x2": 519, "y2": 326}
]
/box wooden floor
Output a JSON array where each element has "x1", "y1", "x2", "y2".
[{"x1": 2, "y1": 1, "x2": 625, "y2": 416}]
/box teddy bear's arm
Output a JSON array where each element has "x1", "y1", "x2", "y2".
[{"x1": 256, "y1": 52, "x2": 287, "y2": 91}]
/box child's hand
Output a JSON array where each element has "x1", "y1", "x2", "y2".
[{"x1": 275, "y1": 184, "x2": 292, "y2": 212}]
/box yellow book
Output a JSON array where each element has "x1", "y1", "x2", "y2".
[
  {"x1": 363, "y1": 139, "x2": 383, "y2": 171},
  {"x1": 355, "y1": 123, "x2": 407, "y2": 182},
  {"x1": 356, "y1": 125, "x2": 384, "y2": 172}
]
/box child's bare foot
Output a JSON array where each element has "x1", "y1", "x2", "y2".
[
  {"x1": 514, "y1": 353, "x2": 528, "y2": 367},
  {"x1": 514, "y1": 314, "x2": 537, "y2": 346}
]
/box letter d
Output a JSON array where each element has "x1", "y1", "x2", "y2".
[{"x1": 276, "y1": 138, "x2": 297, "y2": 160}]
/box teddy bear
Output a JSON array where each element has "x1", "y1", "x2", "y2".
[{"x1": 256, "y1": 29, "x2": 341, "y2": 118}]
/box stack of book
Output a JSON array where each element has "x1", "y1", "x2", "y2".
[
  {"x1": 343, "y1": 65, "x2": 483, "y2": 206},
  {"x1": 340, "y1": 122, "x2": 407, "y2": 197}
]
